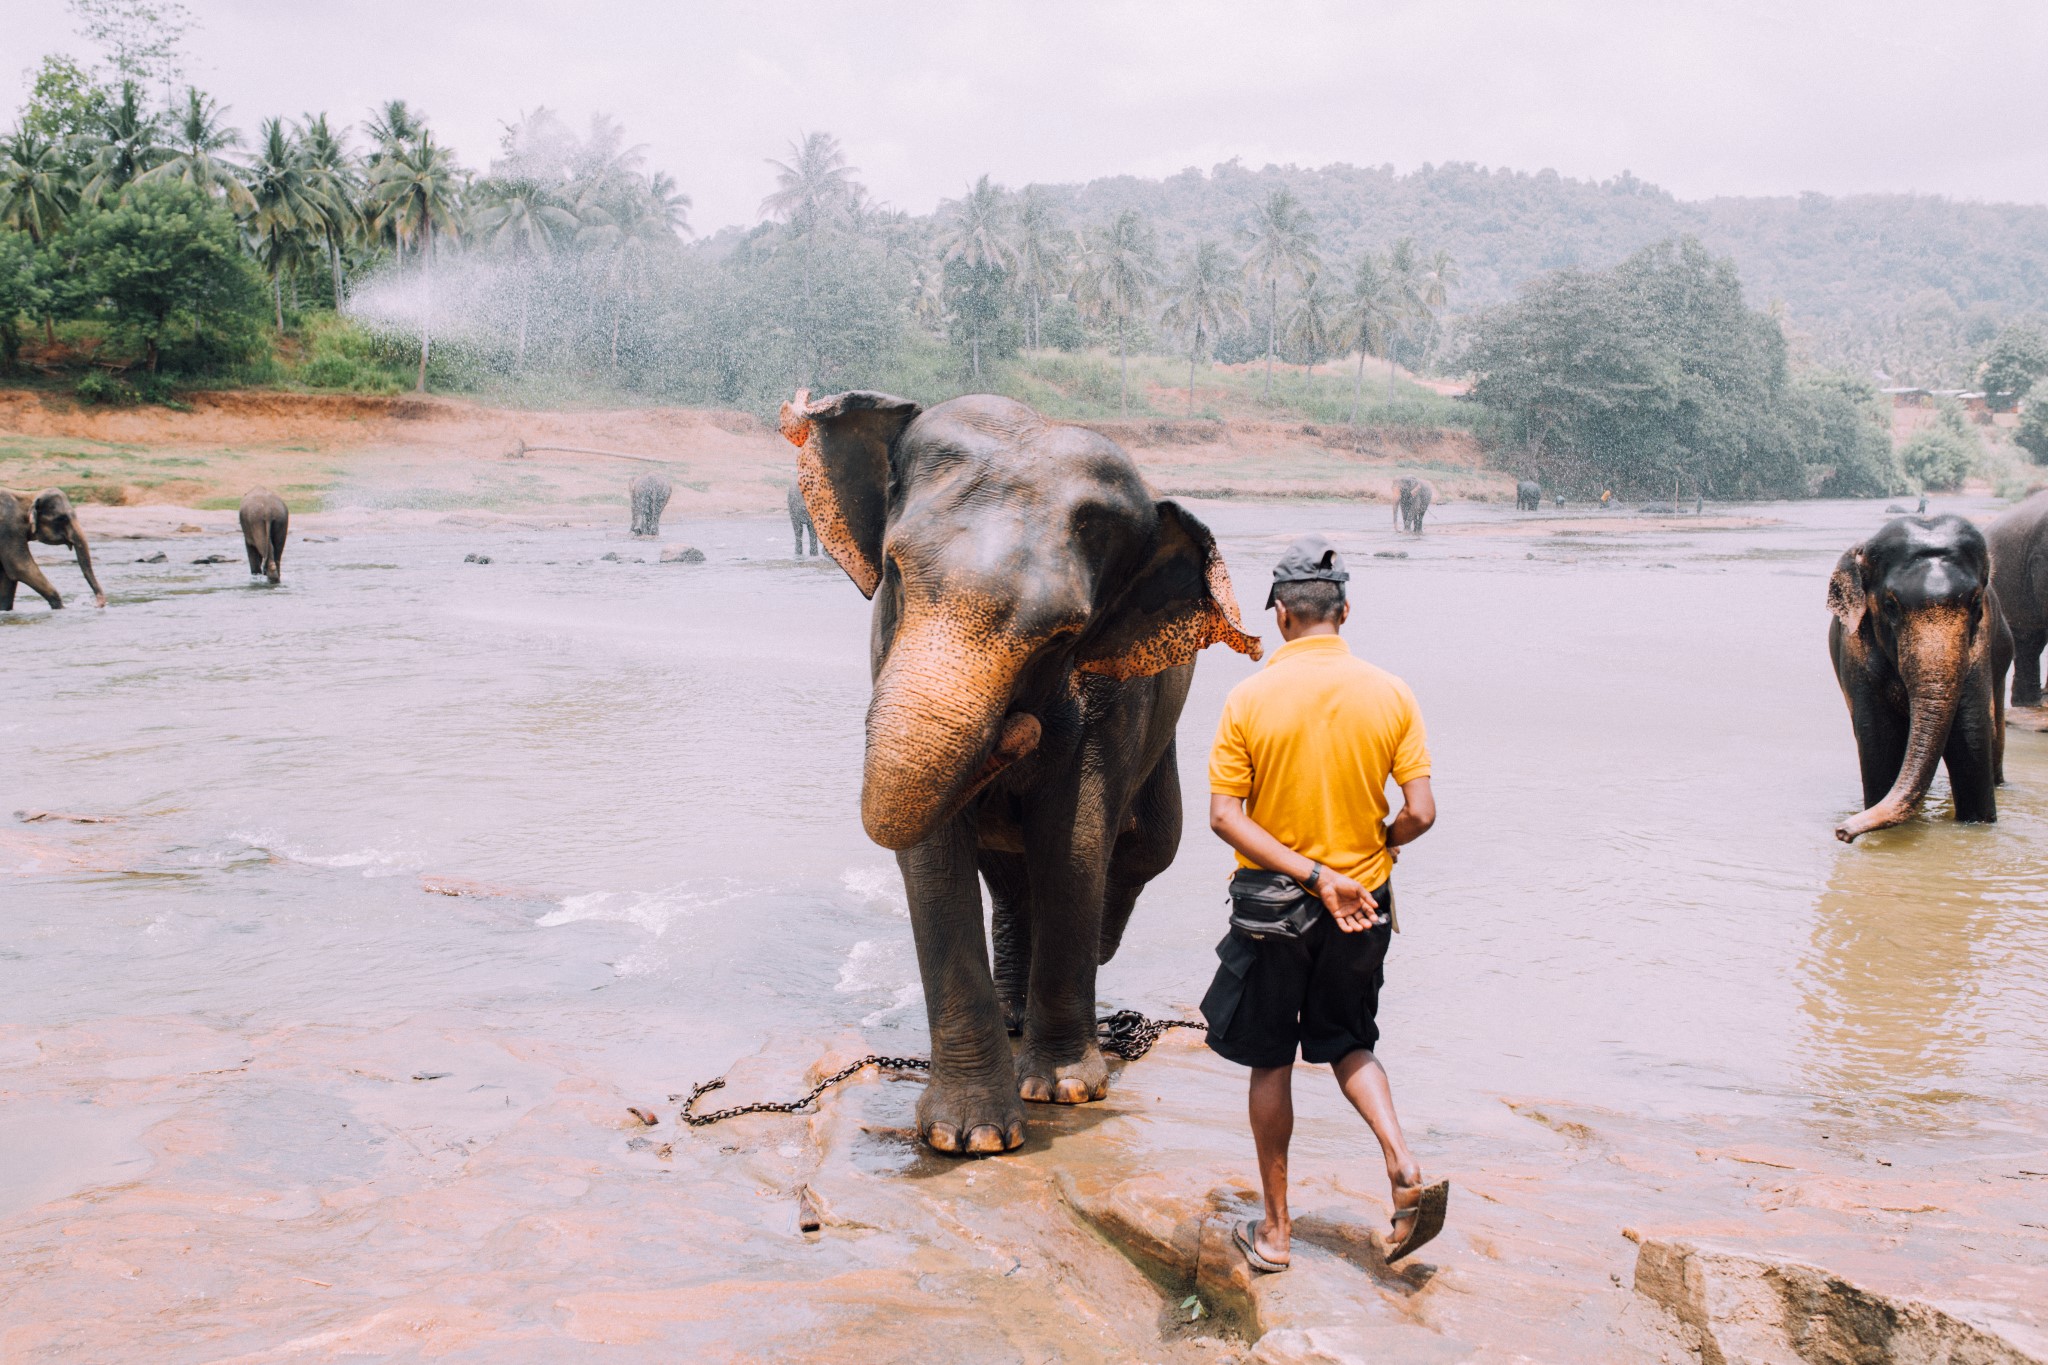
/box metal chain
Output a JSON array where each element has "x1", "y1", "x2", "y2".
[{"x1": 670, "y1": 1011, "x2": 1203, "y2": 1129}]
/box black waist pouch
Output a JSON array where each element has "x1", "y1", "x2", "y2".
[{"x1": 1227, "y1": 869, "x2": 1321, "y2": 940}]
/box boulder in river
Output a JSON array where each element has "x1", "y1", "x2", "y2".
[
  {"x1": 191, "y1": 554, "x2": 231, "y2": 564},
  {"x1": 136, "y1": 551, "x2": 166, "y2": 563},
  {"x1": 660, "y1": 545, "x2": 706, "y2": 564},
  {"x1": 463, "y1": 553, "x2": 492, "y2": 565}
]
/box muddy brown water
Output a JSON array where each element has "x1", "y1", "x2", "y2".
[{"x1": 3, "y1": 496, "x2": 2045, "y2": 1360}]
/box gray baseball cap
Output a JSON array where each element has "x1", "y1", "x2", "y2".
[{"x1": 1265, "y1": 533, "x2": 1350, "y2": 608}]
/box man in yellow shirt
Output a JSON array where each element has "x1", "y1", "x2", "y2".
[{"x1": 1202, "y1": 533, "x2": 1447, "y2": 1271}]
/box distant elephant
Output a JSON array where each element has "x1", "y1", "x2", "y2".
[
  {"x1": 781, "y1": 389, "x2": 1261, "y2": 1154},
  {"x1": 628, "y1": 473, "x2": 672, "y2": 537},
  {"x1": 1515, "y1": 480, "x2": 1541, "y2": 512},
  {"x1": 239, "y1": 488, "x2": 289, "y2": 584},
  {"x1": 1394, "y1": 476, "x2": 1434, "y2": 532},
  {"x1": 1, "y1": 488, "x2": 104, "y2": 610},
  {"x1": 1553, "y1": 493, "x2": 1565, "y2": 508},
  {"x1": 1988, "y1": 489, "x2": 2048, "y2": 707},
  {"x1": 786, "y1": 479, "x2": 818, "y2": 557},
  {"x1": 1827, "y1": 515, "x2": 2011, "y2": 841}
]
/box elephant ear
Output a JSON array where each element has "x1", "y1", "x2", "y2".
[
  {"x1": 1076, "y1": 501, "x2": 1263, "y2": 680},
  {"x1": 1827, "y1": 546, "x2": 1870, "y2": 632},
  {"x1": 779, "y1": 389, "x2": 922, "y2": 598},
  {"x1": 30, "y1": 489, "x2": 76, "y2": 545}
]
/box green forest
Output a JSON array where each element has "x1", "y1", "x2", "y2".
[{"x1": 7, "y1": 2, "x2": 2048, "y2": 499}]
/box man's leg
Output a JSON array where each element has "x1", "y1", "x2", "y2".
[
  {"x1": 1249, "y1": 1064, "x2": 1294, "y2": 1264},
  {"x1": 1332, "y1": 1049, "x2": 1424, "y2": 1239}
]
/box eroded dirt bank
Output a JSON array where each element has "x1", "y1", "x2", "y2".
[{"x1": 0, "y1": 388, "x2": 1506, "y2": 518}]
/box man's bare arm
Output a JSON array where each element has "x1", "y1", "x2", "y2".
[
  {"x1": 1386, "y1": 776, "x2": 1435, "y2": 851},
  {"x1": 1208, "y1": 794, "x2": 1380, "y2": 931}
]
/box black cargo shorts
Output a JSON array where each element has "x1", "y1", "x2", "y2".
[{"x1": 1200, "y1": 880, "x2": 1394, "y2": 1068}]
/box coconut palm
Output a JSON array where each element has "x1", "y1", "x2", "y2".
[
  {"x1": 471, "y1": 175, "x2": 577, "y2": 365},
  {"x1": 298, "y1": 113, "x2": 363, "y2": 307},
  {"x1": 760, "y1": 131, "x2": 860, "y2": 383},
  {"x1": 1415, "y1": 246, "x2": 1458, "y2": 372},
  {"x1": 245, "y1": 117, "x2": 323, "y2": 330},
  {"x1": 367, "y1": 132, "x2": 464, "y2": 390},
  {"x1": 78, "y1": 82, "x2": 166, "y2": 206},
  {"x1": 1237, "y1": 186, "x2": 1320, "y2": 399},
  {"x1": 576, "y1": 183, "x2": 681, "y2": 368},
  {"x1": 1012, "y1": 186, "x2": 1068, "y2": 350},
  {"x1": 364, "y1": 99, "x2": 424, "y2": 162},
  {"x1": 142, "y1": 87, "x2": 252, "y2": 212},
  {"x1": 1339, "y1": 251, "x2": 1401, "y2": 423},
  {"x1": 1382, "y1": 237, "x2": 1429, "y2": 403},
  {"x1": 0, "y1": 127, "x2": 77, "y2": 244},
  {"x1": 1075, "y1": 208, "x2": 1162, "y2": 416},
  {"x1": 937, "y1": 174, "x2": 1014, "y2": 379},
  {"x1": 1285, "y1": 268, "x2": 1340, "y2": 383},
  {"x1": 1158, "y1": 239, "x2": 1244, "y2": 416}
]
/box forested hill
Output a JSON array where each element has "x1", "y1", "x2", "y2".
[{"x1": 1039, "y1": 160, "x2": 2048, "y2": 384}]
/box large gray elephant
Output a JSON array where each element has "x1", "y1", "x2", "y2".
[
  {"x1": 786, "y1": 479, "x2": 819, "y2": 557},
  {"x1": 628, "y1": 473, "x2": 672, "y2": 537},
  {"x1": 239, "y1": 488, "x2": 289, "y2": 584},
  {"x1": 1, "y1": 488, "x2": 105, "y2": 609},
  {"x1": 782, "y1": 389, "x2": 1261, "y2": 1154},
  {"x1": 1515, "y1": 479, "x2": 1541, "y2": 512},
  {"x1": 1988, "y1": 489, "x2": 2048, "y2": 708},
  {"x1": 1828, "y1": 515, "x2": 2010, "y2": 841},
  {"x1": 1394, "y1": 476, "x2": 1434, "y2": 532}
]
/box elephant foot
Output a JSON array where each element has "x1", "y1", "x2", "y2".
[
  {"x1": 2008, "y1": 705, "x2": 2048, "y2": 732},
  {"x1": 1016, "y1": 1041, "x2": 1109, "y2": 1105},
  {"x1": 917, "y1": 1072, "x2": 1026, "y2": 1156}
]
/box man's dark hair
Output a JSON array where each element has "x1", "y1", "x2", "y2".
[{"x1": 1273, "y1": 578, "x2": 1345, "y2": 623}]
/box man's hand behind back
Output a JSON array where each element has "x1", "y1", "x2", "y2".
[{"x1": 1319, "y1": 869, "x2": 1380, "y2": 932}]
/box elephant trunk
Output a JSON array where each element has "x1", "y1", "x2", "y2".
[
  {"x1": 1837, "y1": 609, "x2": 1969, "y2": 842},
  {"x1": 861, "y1": 622, "x2": 1039, "y2": 852},
  {"x1": 70, "y1": 528, "x2": 104, "y2": 607}
]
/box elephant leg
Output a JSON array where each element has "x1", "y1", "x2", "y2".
[
  {"x1": 1846, "y1": 690, "x2": 1910, "y2": 812},
  {"x1": 0, "y1": 572, "x2": 13, "y2": 610},
  {"x1": 900, "y1": 817, "x2": 1024, "y2": 1155},
  {"x1": 271, "y1": 517, "x2": 287, "y2": 581},
  {"x1": 1016, "y1": 775, "x2": 1115, "y2": 1106},
  {"x1": 4, "y1": 551, "x2": 61, "y2": 608},
  {"x1": 245, "y1": 534, "x2": 264, "y2": 576},
  {"x1": 2013, "y1": 627, "x2": 2046, "y2": 708},
  {"x1": 981, "y1": 848, "x2": 1032, "y2": 1035},
  {"x1": 792, "y1": 524, "x2": 802, "y2": 557},
  {"x1": 1099, "y1": 737, "x2": 1183, "y2": 965},
  {"x1": 1945, "y1": 671, "x2": 1999, "y2": 823}
]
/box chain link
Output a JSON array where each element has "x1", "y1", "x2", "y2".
[{"x1": 670, "y1": 1011, "x2": 1203, "y2": 1129}]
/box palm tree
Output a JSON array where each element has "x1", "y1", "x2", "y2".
[
  {"x1": 1285, "y1": 268, "x2": 1339, "y2": 383},
  {"x1": 142, "y1": 87, "x2": 252, "y2": 212},
  {"x1": 1384, "y1": 236, "x2": 1425, "y2": 402},
  {"x1": 937, "y1": 174, "x2": 1014, "y2": 379},
  {"x1": 760, "y1": 131, "x2": 859, "y2": 384},
  {"x1": 78, "y1": 82, "x2": 165, "y2": 206},
  {"x1": 1076, "y1": 208, "x2": 1162, "y2": 417},
  {"x1": 363, "y1": 99, "x2": 426, "y2": 259},
  {"x1": 298, "y1": 113, "x2": 363, "y2": 307},
  {"x1": 1339, "y1": 251, "x2": 1400, "y2": 423},
  {"x1": 576, "y1": 182, "x2": 682, "y2": 368},
  {"x1": 1415, "y1": 246, "x2": 1458, "y2": 373},
  {"x1": 1237, "y1": 186, "x2": 1319, "y2": 398},
  {"x1": 1158, "y1": 239, "x2": 1244, "y2": 416},
  {"x1": 1013, "y1": 186, "x2": 1067, "y2": 350},
  {"x1": 245, "y1": 118, "x2": 323, "y2": 330},
  {"x1": 0, "y1": 127, "x2": 77, "y2": 244},
  {"x1": 367, "y1": 132, "x2": 463, "y2": 390},
  {"x1": 471, "y1": 175, "x2": 576, "y2": 365}
]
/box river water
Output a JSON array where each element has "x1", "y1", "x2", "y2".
[{"x1": 4, "y1": 495, "x2": 2045, "y2": 1356}]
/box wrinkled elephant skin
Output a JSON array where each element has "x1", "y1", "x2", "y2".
[
  {"x1": 782, "y1": 389, "x2": 1262, "y2": 1155},
  {"x1": 1827, "y1": 515, "x2": 2011, "y2": 841},
  {"x1": 1988, "y1": 490, "x2": 2048, "y2": 710}
]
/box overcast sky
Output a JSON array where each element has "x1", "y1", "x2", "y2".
[{"x1": 8, "y1": 0, "x2": 2047, "y2": 233}]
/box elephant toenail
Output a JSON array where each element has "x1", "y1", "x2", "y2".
[
  {"x1": 1018, "y1": 1076, "x2": 1052, "y2": 1103},
  {"x1": 966, "y1": 1124, "x2": 1005, "y2": 1154},
  {"x1": 1054, "y1": 1078, "x2": 1089, "y2": 1104},
  {"x1": 1006, "y1": 1121, "x2": 1026, "y2": 1149},
  {"x1": 927, "y1": 1123, "x2": 960, "y2": 1152}
]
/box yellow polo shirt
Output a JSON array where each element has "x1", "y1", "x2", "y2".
[{"x1": 1209, "y1": 634, "x2": 1431, "y2": 891}]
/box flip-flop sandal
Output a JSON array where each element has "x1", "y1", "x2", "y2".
[
  {"x1": 1233, "y1": 1218, "x2": 1290, "y2": 1273},
  {"x1": 1384, "y1": 1180, "x2": 1450, "y2": 1264}
]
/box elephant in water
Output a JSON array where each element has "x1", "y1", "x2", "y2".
[
  {"x1": 239, "y1": 488, "x2": 289, "y2": 584},
  {"x1": 1394, "y1": 476, "x2": 1434, "y2": 532},
  {"x1": 781, "y1": 389, "x2": 1261, "y2": 1154},
  {"x1": 1, "y1": 488, "x2": 104, "y2": 609},
  {"x1": 1515, "y1": 480, "x2": 1541, "y2": 511},
  {"x1": 1827, "y1": 515, "x2": 2011, "y2": 841},
  {"x1": 786, "y1": 479, "x2": 818, "y2": 557},
  {"x1": 1988, "y1": 489, "x2": 2048, "y2": 708},
  {"x1": 628, "y1": 473, "x2": 672, "y2": 537}
]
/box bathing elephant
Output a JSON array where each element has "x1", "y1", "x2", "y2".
[
  {"x1": 786, "y1": 479, "x2": 819, "y2": 557},
  {"x1": 1989, "y1": 490, "x2": 2048, "y2": 707},
  {"x1": 239, "y1": 488, "x2": 289, "y2": 584},
  {"x1": 1394, "y1": 476, "x2": 1434, "y2": 533},
  {"x1": 1827, "y1": 515, "x2": 2011, "y2": 841},
  {"x1": 1, "y1": 488, "x2": 105, "y2": 610},
  {"x1": 628, "y1": 473, "x2": 672, "y2": 537},
  {"x1": 1515, "y1": 480, "x2": 1541, "y2": 512},
  {"x1": 781, "y1": 389, "x2": 1261, "y2": 1154}
]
